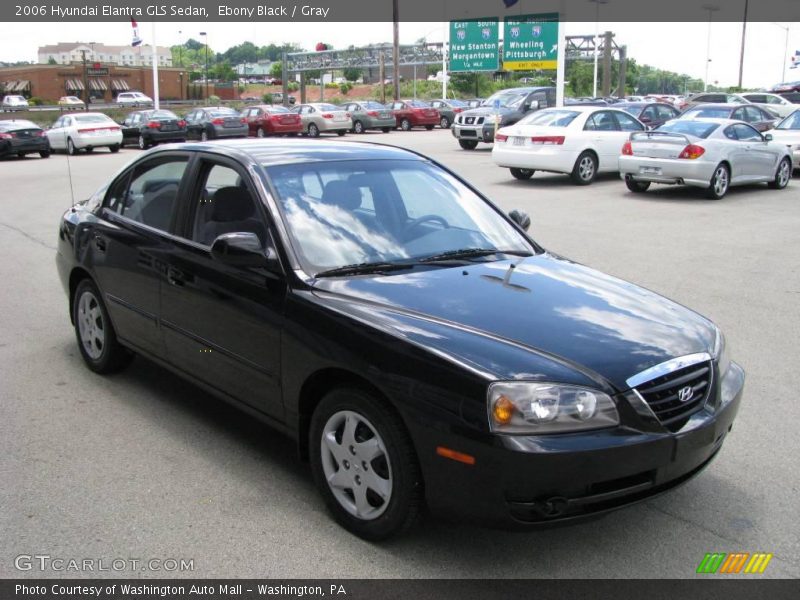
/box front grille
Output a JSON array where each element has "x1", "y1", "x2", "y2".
[{"x1": 634, "y1": 361, "x2": 712, "y2": 431}]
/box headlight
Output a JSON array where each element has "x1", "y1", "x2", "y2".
[
  {"x1": 712, "y1": 328, "x2": 731, "y2": 377},
  {"x1": 487, "y1": 114, "x2": 503, "y2": 124},
  {"x1": 488, "y1": 382, "x2": 619, "y2": 434}
]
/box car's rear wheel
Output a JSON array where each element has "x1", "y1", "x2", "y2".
[
  {"x1": 510, "y1": 168, "x2": 535, "y2": 180},
  {"x1": 439, "y1": 116, "x2": 451, "y2": 129},
  {"x1": 768, "y1": 157, "x2": 792, "y2": 189},
  {"x1": 353, "y1": 120, "x2": 364, "y2": 134},
  {"x1": 625, "y1": 175, "x2": 651, "y2": 193},
  {"x1": 425, "y1": 124, "x2": 435, "y2": 131},
  {"x1": 17, "y1": 152, "x2": 25, "y2": 158},
  {"x1": 706, "y1": 163, "x2": 730, "y2": 199},
  {"x1": 337, "y1": 130, "x2": 346, "y2": 136},
  {"x1": 201, "y1": 129, "x2": 211, "y2": 142},
  {"x1": 73, "y1": 279, "x2": 133, "y2": 374},
  {"x1": 459, "y1": 139, "x2": 478, "y2": 150},
  {"x1": 307, "y1": 123, "x2": 320, "y2": 138},
  {"x1": 571, "y1": 151, "x2": 597, "y2": 185},
  {"x1": 310, "y1": 388, "x2": 422, "y2": 541},
  {"x1": 109, "y1": 144, "x2": 120, "y2": 153},
  {"x1": 39, "y1": 150, "x2": 50, "y2": 158},
  {"x1": 67, "y1": 138, "x2": 77, "y2": 156},
  {"x1": 137, "y1": 134, "x2": 149, "y2": 150},
  {"x1": 381, "y1": 127, "x2": 391, "y2": 133},
  {"x1": 400, "y1": 118, "x2": 411, "y2": 132},
  {"x1": 257, "y1": 127, "x2": 265, "y2": 138}
]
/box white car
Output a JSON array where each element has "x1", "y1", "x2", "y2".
[
  {"x1": 492, "y1": 106, "x2": 646, "y2": 185},
  {"x1": 618, "y1": 118, "x2": 792, "y2": 199},
  {"x1": 58, "y1": 96, "x2": 85, "y2": 110},
  {"x1": 740, "y1": 92, "x2": 796, "y2": 118},
  {"x1": 116, "y1": 92, "x2": 154, "y2": 107},
  {"x1": 762, "y1": 109, "x2": 800, "y2": 168},
  {"x1": 2, "y1": 95, "x2": 29, "y2": 111},
  {"x1": 46, "y1": 112, "x2": 122, "y2": 155}
]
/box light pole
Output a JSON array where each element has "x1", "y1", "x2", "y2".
[
  {"x1": 773, "y1": 23, "x2": 790, "y2": 84},
  {"x1": 738, "y1": 0, "x2": 749, "y2": 89},
  {"x1": 199, "y1": 31, "x2": 209, "y2": 102},
  {"x1": 589, "y1": 0, "x2": 608, "y2": 98},
  {"x1": 177, "y1": 30, "x2": 183, "y2": 68},
  {"x1": 702, "y1": 4, "x2": 719, "y2": 92}
]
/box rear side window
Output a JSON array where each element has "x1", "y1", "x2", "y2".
[
  {"x1": 585, "y1": 111, "x2": 618, "y2": 131},
  {"x1": 105, "y1": 158, "x2": 189, "y2": 231},
  {"x1": 614, "y1": 111, "x2": 644, "y2": 131}
]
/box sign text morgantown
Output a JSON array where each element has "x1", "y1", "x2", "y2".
[{"x1": 49, "y1": 5, "x2": 209, "y2": 18}]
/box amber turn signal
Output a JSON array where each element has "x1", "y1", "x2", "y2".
[
  {"x1": 493, "y1": 395, "x2": 515, "y2": 424},
  {"x1": 436, "y1": 446, "x2": 476, "y2": 466}
]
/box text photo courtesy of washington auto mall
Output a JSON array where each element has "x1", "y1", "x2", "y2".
[{"x1": 1, "y1": 0, "x2": 799, "y2": 598}]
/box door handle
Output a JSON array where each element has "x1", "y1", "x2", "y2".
[
  {"x1": 93, "y1": 234, "x2": 106, "y2": 252},
  {"x1": 166, "y1": 267, "x2": 186, "y2": 287}
]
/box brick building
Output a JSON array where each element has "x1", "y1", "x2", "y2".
[{"x1": 0, "y1": 64, "x2": 189, "y2": 103}]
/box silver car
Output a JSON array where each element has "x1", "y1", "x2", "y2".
[
  {"x1": 618, "y1": 118, "x2": 792, "y2": 199},
  {"x1": 293, "y1": 103, "x2": 352, "y2": 137},
  {"x1": 767, "y1": 109, "x2": 800, "y2": 168}
]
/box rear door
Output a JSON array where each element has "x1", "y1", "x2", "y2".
[
  {"x1": 584, "y1": 111, "x2": 625, "y2": 170},
  {"x1": 46, "y1": 116, "x2": 68, "y2": 150},
  {"x1": 93, "y1": 152, "x2": 192, "y2": 357},
  {"x1": 159, "y1": 155, "x2": 286, "y2": 419}
]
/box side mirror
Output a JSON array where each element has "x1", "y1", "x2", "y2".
[
  {"x1": 210, "y1": 232, "x2": 276, "y2": 268},
  {"x1": 508, "y1": 209, "x2": 531, "y2": 232},
  {"x1": 764, "y1": 133, "x2": 773, "y2": 141}
]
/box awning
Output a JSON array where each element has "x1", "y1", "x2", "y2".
[
  {"x1": 65, "y1": 79, "x2": 85, "y2": 91},
  {"x1": 111, "y1": 79, "x2": 130, "y2": 91},
  {"x1": 9, "y1": 80, "x2": 30, "y2": 92},
  {"x1": 89, "y1": 78, "x2": 107, "y2": 91}
]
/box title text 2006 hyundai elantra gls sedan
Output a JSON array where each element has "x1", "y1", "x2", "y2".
[{"x1": 56, "y1": 139, "x2": 744, "y2": 540}]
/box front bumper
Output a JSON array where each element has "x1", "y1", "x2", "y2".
[
  {"x1": 452, "y1": 122, "x2": 497, "y2": 143},
  {"x1": 409, "y1": 362, "x2": 744, "y2": 528},
  {"x1": 619, "y1": 155, "x2": 716, "y2": 188}
]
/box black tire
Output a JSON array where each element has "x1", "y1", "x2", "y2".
[
  {"x1": 39, "y1": 150, "x2": 50, "y2": 158},
  {"x1": 256, "y1": 127, "x2": 265, "y2": 138},
  {"x1": 67, "y1": 138, "x2": 77, "y2": 156},
  {"x1": 137, "y1": 134, "x2": 149, "y2": 150},
  {"x1": 72, "y1": 279, "x2": 133, "y2": 374},
  {"x1": 510, "y1": 168, "x2": 535, "y2": 180},
  {"x1": 309, "y1": 388, "x2": 423, "y2": 541},
  {"x1": 625, "y1": 175, "x2": 650, "y2": 193},
  {"x1": 459, "y1": 139, "x2": 478, "y2": 150},
  {"x1": 337, "y1": 130, "x2": 346, "y2": 136},
  {"x1": 439, "y1": 116, "x2": 451, "y2": 129},
  {"x1": 109, "y1": 144, "x2": 120, "y2": 153},
  {"x1": 307, "y1": 123, "x2": 320, "y2": 138},
  {"x1": 400, "y1": 118, "x2": 411, "y2": 131},
  {"x1": 768, "y1": 157, "x2": 792, "y2": 190},
  {"x1": 381, "y1": 127, "x2": 391, "y2": 133},
  {"x1": 706, "y1": 163, "x2": 730, "y2": 199},
  {"x1": 353, "y1": 120, "x2": 365, "y2": 134},
  {"x1": 425, "y1": 124, "x2": 435, "y2": 131},
  {"x1": 85, "y1": 147, "x2": 94, "y2": 154},
  {"x1": 17, "y1": 152, "x2": 25, "y2": 158},
  {"x1": 571, "y1": 151, "x2": 598, "y2": 185},
  {"x1": 201, "y1": 129, "x2": 211, "y2": 142}
]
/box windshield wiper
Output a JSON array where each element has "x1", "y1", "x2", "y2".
[
  {"x1": 419, "y1": 248, "x2": 533, "y2": 263},
  {"x1": 314, "y1": 262, "x2": 415, "y2": 278}
]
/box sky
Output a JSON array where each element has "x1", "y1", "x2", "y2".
[{"x1": 0, "y1": 20, "x2": 796, "y2": 89}]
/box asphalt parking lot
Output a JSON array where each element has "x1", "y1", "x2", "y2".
[{"x1": 1, "y1": 130, "x2": 799, "y2": 578}]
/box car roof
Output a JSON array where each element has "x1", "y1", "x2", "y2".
[
  {"x1": 616, "y1": 102, "x2": 674, "y2": 108},
  {"x1": 154, "y1": 138, "x2": 423, "y2": 167},
  {"x1": 671, "y1": 117, "x2": 754, "y2": 126},
  {"x1": 684, "y1": 103, "x2": 746, "y2": 111}
]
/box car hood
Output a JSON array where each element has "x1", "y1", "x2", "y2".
[
  {"x1": 461, "y1": 106, "x2": 515, "y2": 117},
  {"x1": 769, "y1": 129, "x2": 800, "y2": 143},
  {"x1": 311, "y1": 254, "x2": 716, "y2": 391}
]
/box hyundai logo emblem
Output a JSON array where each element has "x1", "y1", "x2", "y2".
[{"x1": 678, "y1": 386, "x2": 694, "y2": 403}]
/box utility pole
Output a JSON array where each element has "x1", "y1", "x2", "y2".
[
  {"x1": 80, "y1": 50, "x2": 89, "y2": 105},
  {"x1": 392, "y1": 0, "x2": 400, "y2": 101},
  {"x1": 379, "y1": 52, "x2": 386, "y2": 105},
  {"x1": 738, "y1": 0, "x2": 749, "y2": 89},
  {"x1": 601, "y1": 31, "x2": 613, "y2": 97},
  {"x1": 616, "y1": 45, "x2": 627, "y2": 98}
]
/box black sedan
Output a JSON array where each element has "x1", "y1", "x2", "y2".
[
  {"x1": 615, "y1": 102, "x2": 680, "y2": 129},
  {"x1": 0, "y1": 119, "x2": 50, "y2": 159},
  {"x1": 184, "y1": 106, "x2": 249, "y2": 141},
  {"x1": 120, "y1": 109, "x2": 187, "y2": 149},
  {"x1": 56, "y1": 139, "x2": 744, "y2": 540}
]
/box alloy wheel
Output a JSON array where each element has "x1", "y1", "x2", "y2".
[{"x1": 77, "y1": 290, "x2": 105, "y2": 360}]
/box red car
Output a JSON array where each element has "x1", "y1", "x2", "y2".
[
  {"x1": 389, "y1": 100, "x2": 440, "y2": 131},
  {"x1": 241, "y1": 105, "x2": 302, "y2": 137}
]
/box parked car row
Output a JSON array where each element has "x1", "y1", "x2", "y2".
[{"x1": 490, "y1": 105, "x2": 796, "y2": 199}]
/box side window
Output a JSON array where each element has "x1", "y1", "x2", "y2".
[
  {"x1": 530, "y1": 92, "x2": 548, "y2": 109},
  {"x1": 731, "y1": 107, "x2": 747, "y2": 121},
  {"x1": 615, "y1": 111, "x2": 644, "y2": 131},
  {"x1": 190, "y1": 162, "x2": 265, "y2": 246},
  {"x1": 585, "y1": 111, "x2": 618, "y2": 131},
  {"x1": 641, "y1": 106, "x2": 657, "y2": 121},
  {"x1": 658, "y1": 105, "x2": 678, "y2": 120},
  {"x1": 723, "y1": 126, "x2": 738, "y2": 140},
  {"x1": 766, "y1": 96, "x2": 784, "y2": 105},
  {"x1": 52, "y1": 117, "x2": 64, "y2": 129},
  {"x1": 733, "y1": 123, "x2": 762, "y2": 141},
  {"x1": 748, "y1": 95, "x2": 766, "y2": 104},
  {"x1": 108, "y1": 158, "x2": 189, "y2": 231},
  {"x1": 746, "y1": 106, "x2": 765, "y2": 121}
]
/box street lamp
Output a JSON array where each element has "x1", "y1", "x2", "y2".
[
  {"x1": 199, "y1": 31, "x2": 209, "y2": 102},
  {"x1": 588, "y1": 0, "x2": 608, "y2": 98},
  {"x1": 773, "y1": 23, "x2": 791, "y2": 84},
  {"x1": 179, "y1": 71, "x2": 184, "y2": 100},
  {"x1": 177, "y1": 30, "x2": 183, "y2": 68},
  {"x1": 738, "y1": 0, "x2": 749, "y2": 89},
  {"x1": 701, "y1": 4, "x2": 719, "y2": 92}
]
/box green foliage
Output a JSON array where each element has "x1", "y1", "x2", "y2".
[
  {"x1": 339, "y1": 82, "x2": 353, "y2": 95},
  {"x1": 47, "y1": 57, "x2": 57, "y2": 65},
  {"x1": 324, "y1": 82, "x2": 339, "y2": 89},
  {"x1": 270, "y1": 62, "x2": 283, "y2": 78},
  {"x1": 342, "y1": 68, "x2": 362, "y2": 82},
  {"x1": 287, "y1": 82, "x2": 299, "y2": 92},
  {"x1": 27, "y1": 97, "x2": 46, "y2": 106},
  {"x1": 208, "y1": 94, "x2": 220, "y2": 104}
]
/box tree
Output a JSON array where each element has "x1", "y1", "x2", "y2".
[
  {"x1": 47, "y1": 56, "x2": 57, "y2": 65},
  {"x1": 343, "y1": 68, "x2": 362, "y2": 82},
  {"x1": 270, "y1": 62, "x2": 283, "y2": 79}
]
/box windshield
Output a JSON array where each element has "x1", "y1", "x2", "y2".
[
  {"x1": 314, "y1": 104, "x2": 339, "y2": 111},
  {"x1": 362, "y1": 101, "x2": 387, "y2": 110},
  {"x1": 684, "y1": 107, "x2": 732, "y2": 119},
  {"x1": 482, "y1": 90, "x2": 528, "y2": 108},
  {"x1": 406, "y1": 100, "x2": 431, "y2": 108},
  {"x1": 655, "y1": 120, "x2": 720, "y2": 138},
  {"x1": 151, "y1": 110, "x2": 178, "y2": 119},
  {"x1": 265, "y1": 160, "x2": 533, "y2": 275},
  {"x1": 777, "y1": 111, "x2": 800, "y2": 129},
  {"x1": 0, "y1": 120, "x2": 38, "y2": 131},
  {"x1": 519, "y1": 110, "x2": 579, "y2": 127},
  {"x1": 268, "y1": 106, "x2": 290, "y2": 113},
  {"x1": 75, "y1": 114, "x2": 113, "y2": 123},
  {"x1": 208, "y1": 109, "x2": 238, "y2": 117},
  {"x1": 448, "y1": 100, "x2": 469, "y2": 107}
]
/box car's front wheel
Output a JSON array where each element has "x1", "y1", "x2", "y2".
[
  {"x1": 706, "y1": 163, "x2": 730, "y2": 199},
  {"x1": 307, "y1": 123, "x2": 320, "y2": 138},
  {"x1": 381, "y1": 127, "x2": 391, "y2": 133},
  {"x1": 425, "y1": 124, "x2": 435, "y2": 131},
  {"x1": 109, "y1": 144, "x2": 120, "y2": 153},
  {"x1": 39, "y1": 150, "x2": 50, "y2": 158},
  {"x1": 768, "y1": 157, "x2": 792, "y2": 190},
  {"x1": 625, "y1": 175, "x2": 651, "y2": 193},
  {"x1": 400, "y1": 118, "x2": 412, "y2": 131},
  {"x1": 67, "y1": 138, "x2": 77, "y2": 156},
  {"x1": 459, "y1": 139, "x2": 478, "y2": 150},
  {"x1": 138, "y1": 134, "x2": 149, "y2": 150},
  {"x1": 353, "y1": 120, "x2": 365, "y2": 134},
  {"x1": 510, "y1": 168, "x2": 535, "y2": 180},
  {"x1": 73, "y1": 279, "x2": 132, "y2": 374},
  {"x1": 257, "y1": 127, "x2": 266, "y2": 138},
  {"x1": 310, "y1": 388, "x2": 422, "y2": 541},
  {"x1": 440, "y1": 116, "x2": 451, "y2": 129}
]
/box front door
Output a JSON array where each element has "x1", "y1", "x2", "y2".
[{"x1": 159, "y1": 155, "x2": 286, "y2": 419}]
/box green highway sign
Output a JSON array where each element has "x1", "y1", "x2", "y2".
[
  {"x1": 503, "y1": 13, "x2": 559, "y2": 71},
  {"x1": 449, "y1": 19, "x2": 500, "y2": 72}
]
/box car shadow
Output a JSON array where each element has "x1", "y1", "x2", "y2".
[
  {"x1": 624, "y1": 182, "x2": 775, "y2": 204},
  {"x1": 494, "y1": 172, "x2": 621, "y2": 188}
]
